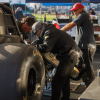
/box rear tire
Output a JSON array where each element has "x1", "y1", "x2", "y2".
[{"x1": 0, "y1": 43, "x2": 45, "y2": 100}]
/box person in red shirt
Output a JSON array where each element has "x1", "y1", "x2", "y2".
[{"x1": 52, "y1": 18, "x2": 60, "y2": 29}]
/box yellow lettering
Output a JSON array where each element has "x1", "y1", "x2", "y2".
[
  {"x1": 33, "y1": 50, "x2": 43, "y2": 60},
  {"x1": 23, "y1": 96, "x2": 27, "y2": 100}
]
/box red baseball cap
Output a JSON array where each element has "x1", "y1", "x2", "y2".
[{"x1": 70, "y1": 3, "x2": 84, "y2": 11}]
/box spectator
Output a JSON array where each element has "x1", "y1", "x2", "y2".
[
  {"x1": 88, "y1": 8, "x2": 95, "y2": 15},
  {"x1": 15, "y1": 7, "x2": 23, "y2": 21},
  {"x1": 34, "y1": 5, "x2": 37, "y2": 14}
]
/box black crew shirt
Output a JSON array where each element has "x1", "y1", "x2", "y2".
[
  {"x1": 38, "y1": 24, "x2": 81, "y2": 55},
  {"x1": 73, "y1": 12, "x2": 96, "y2": 49}
]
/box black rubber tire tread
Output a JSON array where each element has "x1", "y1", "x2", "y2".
[{"x1": 0, "y1": 43, "x2": 45, "y2": 100}]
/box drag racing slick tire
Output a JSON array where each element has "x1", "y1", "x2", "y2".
[{"x1": 0, "y1": 43, "x2": 45, "y2": 100}]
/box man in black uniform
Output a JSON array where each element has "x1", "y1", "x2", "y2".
[
  {"x1": 61, "y1": 3, "x2": 96, "y2": 87},
  {"x1": 32, "y1": 22, "x2": 83, "y2": 100},
  {"x1": 17, "y1": 16, "x2": 35, "y2": 40}
]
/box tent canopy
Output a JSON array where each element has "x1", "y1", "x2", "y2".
[
  {"x1": 26, "y1": 0, "x2": 100, "y2": 3},
  {"x1": 26, "y1": 0, "x2": 81, "y2": 3},
  {"x1": 90, "y1": 0, "x2": 100, "y2": 3},
  {"x1": 42, "y1": 3, "x2": 88, "y2": 6}
]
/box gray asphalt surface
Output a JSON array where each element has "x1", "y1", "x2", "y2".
[{"x1": 93, "y1": 45, "x2": 100, "y2": 72}]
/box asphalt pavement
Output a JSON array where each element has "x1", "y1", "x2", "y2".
[
  {"x1": 93, "y1": 45, "x2": 100, "y2": 72},
  {"x1": 42, "y1": 46, "x2": 100, "y2": 100}
]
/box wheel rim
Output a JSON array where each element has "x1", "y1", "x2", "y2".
[{"x1": 27, "y1": 68, "x2": 36, "y2": 96}]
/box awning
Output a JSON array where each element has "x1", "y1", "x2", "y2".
[
  {"x1": 26, "y1": 0, "x2": 100, "y2": 3},
  {"x1": 42, "y1": 3, "x2": 88, "y2": 6},
  {"x1": 42, "y1": 3, "x2": 75, "y2": 6},
  {"x1": 26, "y1": 0, "x2": 81, "y2": 3},
  {"x1": 90, "y1": 0, "x2": 100, "y2": 3}
]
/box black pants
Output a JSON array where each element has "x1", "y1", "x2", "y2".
[
  {"x1": 81, "y1": 45, "x2": 96, "y2": 87},
  {"x1": 51, "y1": 51, "x2": 79, "y2": 100}
]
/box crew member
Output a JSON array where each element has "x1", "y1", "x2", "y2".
[
  {"x1": 88, "y1": 8, "x2": 95, "y2": 15},
  {"x1": 17, "y1": 16, "x2": 36, "y2": 40},
  {"x1": 32, "y1": 22, "x2": 83, "y2": 100},
  {"x1": 61, "y1": 3, "x2": 96, "y2": 87}
]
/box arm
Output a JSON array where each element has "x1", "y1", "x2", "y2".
[
  {"x1": 60, "y1": 21, "x2": 77, "y2": 32},
  {"x1": 38, "y1": 30, "x2": 58, "y2": 53}
]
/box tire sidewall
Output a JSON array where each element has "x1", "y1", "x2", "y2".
[{"x1": 17, "y1": 46, "x2": 45, "y2": 100}]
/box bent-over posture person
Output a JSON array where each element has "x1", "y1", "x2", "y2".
[{"x1": 32, "y1": 22, "x2": 83, "y2": 100}]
